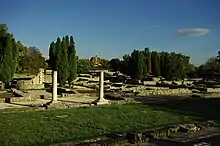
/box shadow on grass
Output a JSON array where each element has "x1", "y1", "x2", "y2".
[
  {"x1": 150, "y1": 135, "x2": 220, "y2": 146},
  {"x1": 135, "y1": 95, "x2": 220, "y2": 122}
]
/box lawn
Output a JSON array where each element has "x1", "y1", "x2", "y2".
[{"x1": 0, "y1": 103, "x2": 193, "y2": 146}]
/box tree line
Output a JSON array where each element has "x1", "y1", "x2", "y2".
[{"x1": 109, "y1": 48, "x2": 191, "y2": 80}]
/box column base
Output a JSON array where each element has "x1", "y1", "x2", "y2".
[
  {"x1": 96, "y1": 98, "x2": 109, "y2": 105},
  {"x1": 44, "y1": 100, "x2": 61, "y2": 109}
]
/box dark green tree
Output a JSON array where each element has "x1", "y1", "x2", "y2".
[
  {"x1": 151, "y1": 51, "x2": 161, "y2": 76},
  {"x1": 142, "y1": 48, "x2": 149, "y2": 76},
  {"x1": 68, "y1": 36, "x2": 77, "y2": 85},
  {"x1": 0, "y1": 24, "x2": 18, "y2": 88},
  {"x1": 109, "y1": 58, "x2": 122, "y2": 72},
  {"x1": 57, "y1": 37, "x2": 69, "y2": 87},
  {"x1": 49, "y1": 35, "x2": 77, "y2": 87},
  {"x1": 130, "y1": 50, "x2": 145, "y2": 79},
  {"x1": 48, "y1": 42, "x2": 56, "y2": 70}
]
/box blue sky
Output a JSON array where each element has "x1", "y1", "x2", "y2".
[{"x1": 0, "y1": 0, "x2": 219, "y2": 65}]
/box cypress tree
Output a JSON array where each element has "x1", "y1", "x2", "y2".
[
  {"x1": 130, "y1": 50, "x2": 145, "y2": 79},
  {"x1": 57, "y1": 37, "x2": 69, "y2": 87},
  {"x1": 55, "y1": 37, "x2": 65, "y2": 86},
  {"x1": 151, "y1": 51, "x2": 155, "y2": 75},
  {"x1": 48, "y1": 42, "x2": 56, "y2": 70},
  {"x1": 49, "y1": 35, "x2": 77, "y2": 87},
  {"x1": 65, "y1": 35, "x2": 69, "y2": 48},
  {"x1": 0, "y1": 24, "x2": 18, "y2": 88},
  {"x1": 154, "y1": 52, "x2": 161, "y2": 76},
  {"x1": 148, "y1": 51, "x2": 152, "y2": 74},
  {"x1": 143, "y1": 48, "x2": 149, "y2": 75},
  {"x1": 68, "y1": 36, "x2": 77, "y2": 85}
]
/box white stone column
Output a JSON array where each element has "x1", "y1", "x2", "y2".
[
  {"x1": 99, "y1": 71, "x2": 104, "y2": 100},
  {"x1": 52, "y1": 71, "x2": 58, "y2": 103}
]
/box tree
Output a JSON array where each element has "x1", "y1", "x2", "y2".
[
  {"x1": 151, "y1": 51, "x2": 161, "y2": 76},
  {"x1": 56, "y1": 37, "x2": 69, "y2": 87},
  {"x1": 68, "y1": 36, "x2": 77, "y2": 85},
  {"x1": 109, "y1": 58, "x2": 122, "y2": 71},
  {"x1": 0, "y1": 24, "x2": 18, "y2": 88},
  {"x1": 16, "y1": 41, "x2": 28, "y2": 57},
  {"x1": 142, "y1": 48, "x2": 149, "y2": 75},
  {"x1": 130, "y1": 50, "x2": 145, "y2": 79},
  {"x1": 17, "y1": 46, "x2": 47, "y2": 73},
  {"x1": 165, "y1": 53, "x2": 188, "y2": 80},
  {"x1": 100, "y1": 59, "x2": 110, "y2": 68},
  {"x1": 121, "y1": 54, "x2": 131, "y2": 76},
  {"x1": 48, "y1": 42, "x2": 56, "y2": 70},
  {"x1": 197, "y1": 57, "x2": 220, "y2": 80},
  {"x1": 77, "y1": 59, "x2": 93, "y2": 74},
  {"x1": 49, "y1": 35, "x2": 77, "y2": 87}
]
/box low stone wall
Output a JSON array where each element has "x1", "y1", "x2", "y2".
[
  {"x1": 10, "y1": 97, "x2": 37, "y2": 102},
  {"x1": 207, "y1": 88, "x2": 220, "y2": 93},
  {"x1": 17, "y1": 80, "x2": 44, "y2": 90},
  {"x1": 143, "y1": 81, "x2": 157, "y2": 86},
  {"x1": 138, "y1": 88, "x2": 192, "y2": 96}
]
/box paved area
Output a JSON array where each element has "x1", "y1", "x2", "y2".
[{"x1": 0, "y1": 95, "x2": 98, "y2": 110}]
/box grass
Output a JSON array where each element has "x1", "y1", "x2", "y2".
[{"x1": 0, "y1": 103, "x2": 193, "y2": 146}]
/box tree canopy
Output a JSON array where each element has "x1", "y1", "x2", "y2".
[
  {"x1": 17, "y1": 46, "x2": 47, "y2": 74},
  {"x1": 109, "y1": 48, "x2": 193, "y2": 80}
]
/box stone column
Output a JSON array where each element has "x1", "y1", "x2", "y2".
[
  {"x1": 52, "y1": 71, "x2": 58, "y2": 103},
  {"x1": 99, "y1": 71, "x2": 104, "y2": 100}
]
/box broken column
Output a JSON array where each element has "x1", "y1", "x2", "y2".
[{"x1": 52, "y1": 71, "x2": 57, "y2": 103}]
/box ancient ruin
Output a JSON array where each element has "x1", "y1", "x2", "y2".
[{"x1": 12, "y1": 68, "x2": 45, "y2": 90}]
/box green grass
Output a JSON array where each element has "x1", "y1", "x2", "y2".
[{"x1": 0, "y1": 104, "x2": 193, "y2": 146}]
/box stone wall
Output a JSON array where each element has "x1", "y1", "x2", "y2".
[
  {"x1": 44, "y1": 74, "x2": 52, "y2": 83},
  {"x1": 143, "y1": 81, "x2": 157, "y2": 86},
  {"x1": 207, "y1": 88, "x2": 220, "y2": 93},
  {"x1": 137, "y1": 88, "x2": 192, "y2": 96},
  {"x1": 16, "y1": 69, "x2": 45, "y2": 90},
  {"x1": 16, "y1": 80, "x2": 44, "y2": 90}
]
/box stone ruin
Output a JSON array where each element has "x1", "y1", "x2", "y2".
[
  {"x1": 73, "y1": 70, "x2": 220, "y2": 100},
  {"x1": 12, "y1": 68, "x2": 45, "y2": 90}
]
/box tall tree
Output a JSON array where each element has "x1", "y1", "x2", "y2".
[
  {"x1": 55, "y1": 37, "x2": 66, "y2": 86},
  {"x1": 121, "y1": 54, "x2": 131, "y2": 76},
  {"x1": 142, "y1": 48, "x2": 149, "y2": 75},
  {"x1": 56, "y1": 37, "x2": 69, "y2": 87},
  {"x1": 48, "y1": 42, "x2": 56, "y2": 70},
  {"x1": 151, "y1": 51, "x2": 161, "y2": 76},
  {"x1": 68, "y1": 36, "x2": 77, "y2": 85},
  {"x1": 130, "y1": 50, "x2": 145, "y2": 79},
  {"x1": 0, "y1": 24, "x2": 18, "y2": 88},
  {"x1": 49, "y1": 36, "x2": 77, "y2": 87}
]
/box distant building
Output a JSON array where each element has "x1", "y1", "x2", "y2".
[{"x1": 90, "y1": 55, "x2": 101, "y2": 66}]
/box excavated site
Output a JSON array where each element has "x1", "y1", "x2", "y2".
[{"x1": 1, "y1": 69, "x2": 220, "y2": 145}]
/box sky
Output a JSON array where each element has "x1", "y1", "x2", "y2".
[{"x1": 0, "y1": 0, "x2": 219, "y2": 65}]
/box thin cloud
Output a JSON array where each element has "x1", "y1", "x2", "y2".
[
  {"x1": 144, "y1": 24, "x2": 159, "y2": 29},
  {"x1": 177, "y1": 28, "x2": 210, "y2": 36}
]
